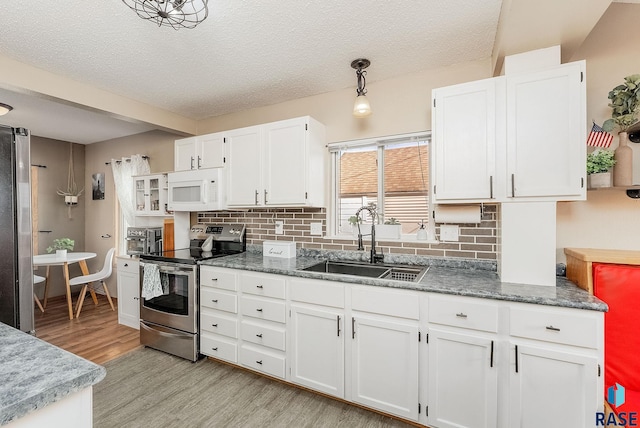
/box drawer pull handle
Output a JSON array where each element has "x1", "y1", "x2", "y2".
[
  {"x1": 256, "y1": 360, "x2": 263, "y2": 365},
  {"x1": 124, "y1": 263, "x2": 129, "y2": 267},
  {"x1": 212, "y1": 324, "x2": 218, "y2": 327},
  {"x1": 546, "y1": 325, "x2": 561, "y2": 332},
  {"x1": 256, "y1": 308, "x2": 263, "y2": 312},
  {"x1": 456, "y1": 313, "x2": 468, "y2": 318},
  {"x1": 212, "y1": 299, "x2": 218, "y2": 303},
  {"x1": 211, "y1": 278, "x2": 218, "y2": 281},
  {"x1": 212, "y1": 347, "x2": 218, "y2": 351},
  {"x1": 256, "y1": 285, "x2": 264, "y2": 289},
  {"x1": 256, "y1": 334, "x2": 263, "y2": 338}
]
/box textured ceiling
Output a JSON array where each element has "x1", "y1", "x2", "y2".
[{"x1": 0, "y1": 0, "x2": 502, "y2": 122}]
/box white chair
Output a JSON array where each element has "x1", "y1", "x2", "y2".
[
  {"x1": 33, "y1": 275, "x2": 46, "y2": 313},
  {"x1": 71, "y1": 248, "x2": 116, "y2": 318}
]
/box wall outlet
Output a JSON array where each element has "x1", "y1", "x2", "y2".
[
  {"x1": 275, "y1": 220, "x2": 284, "y2": 235},
  {"x1": 310, "y1": 222, "x2": 323, "y2": 236},
  {"x1": 440, "y1": 224, "x2": 459, "y2": 242}
]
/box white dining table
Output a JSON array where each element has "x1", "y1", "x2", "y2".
[{"x1": 33, "y1": 252, "x2": 97, "y2": 320}]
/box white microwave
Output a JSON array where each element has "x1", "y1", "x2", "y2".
[{"x1": 167, "y1": 168, "x2": 225, "y2": 212}]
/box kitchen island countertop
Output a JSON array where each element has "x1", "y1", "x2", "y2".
[
  {"x1": 200, "y1": 252, "x2": 607, "y2": 312},
  {"x1": 0, "y1": 323, "x2": 106, "y2": 426}
]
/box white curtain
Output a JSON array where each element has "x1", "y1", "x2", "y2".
[{"x1": 111, "y1": 155, "x2": 150, "y2": 227}]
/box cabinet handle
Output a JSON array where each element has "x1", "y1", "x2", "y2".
[
  {"x1": 256, "y1": 308, "x2": 263, "y2": 312},
  {"x1": 256, "y1": 333, "x2": 263, "y2": 338},
  {"x1": 489, "y1": 176, "x2": 494, "y2": 199},
  {"x1": 515, "y1": 345, "x2": 519, "y2": 373},
  {"x1": 545, "y1": 325, "x2": 561, "y2": 332},
  {"x1": 256, "y1": 360, "x2": 263, "y2": 365},
  {"x1": 264, "y1": 189, "x2": 268, "y2": 204},
  {"x1": 490, "y1": 340, "x2": 494, "y2": 368},
  {"x1": 212, "y1": 299, "x2": 218, "y2": 303},
  {"x1": 511, "y1": 174, "x2": 515, "y2": 197},
  {"x1": 456, "y1": 312, "x2": 467, "y2": 318},
  {"x1": 212, "y1": 347, "x2": 218, "y2": 351},
  {"x1": 256, "y1": 285, "x2": 263, "y2": 289},
  {"x1": 197, "y1": 156, "x2": 202, "y2": 169},
  {"x1": 190, "y1": 156, "x2": 194, "y2": 170},
  {"x1": 255, "y1": 190, "x2": 259, "y2": 205},
  {"x1": 211, "y1": 278, "x2": 218, "y2": 282},
  {"x1": 124, "y1": 263, "x2": 128, "y2": 267},
  {"x1": 352, "y1": 317, "x2": 356, "y2": 339},
  {"x1": 337, "y1": 315, "x2": 341, "y2": 337},
  {"x1": 212, "y1": 324, "x2": 218, "y2": 327}
]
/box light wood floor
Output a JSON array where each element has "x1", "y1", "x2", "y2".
[{"x1": 34, "y1": 294, "x2": 141, "y2": 365}]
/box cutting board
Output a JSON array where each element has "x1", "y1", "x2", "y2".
[{"x1": 163, "y1": 218, "x2": 174, "y2": 252}]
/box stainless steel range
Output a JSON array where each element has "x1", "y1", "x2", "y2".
[{"x1": 139, "y1": 223, "x2": 245, "y2": 361}]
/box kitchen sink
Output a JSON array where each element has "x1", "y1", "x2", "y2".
[{"x1": 301, "y1": 261, "x2": 428, "y2": 283}]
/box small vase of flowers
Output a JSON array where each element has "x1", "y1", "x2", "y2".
[
  {"x1": 586, "y1": 149, "x2": 616, "y2": 189},
  {"x1": 47, "y1": 238, "x2": 75, "y2": 258}
]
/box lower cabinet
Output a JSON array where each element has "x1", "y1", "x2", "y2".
[{"x1": 116, "y1": 257, "x2": 140, "y2": 329}]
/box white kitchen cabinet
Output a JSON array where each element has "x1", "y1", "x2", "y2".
[
  {"x1": 133, "y1": 173, "x2": 168, "y2": 216},
  {"x1": 200, "y1": 266, "x2": 239, "y2": 363},
  {"x1": 507, "y1": 305, "x2": 602, "y2": 428},
  {"x1": 349, "y1": 285, "x2": 420, "y2": 422},
  {"x1": 226, "y1": 116, "x2": 326, "y2": 208},
  {"x1": 116, "y1": 257, "x2": 139, "y2": 329},
  {"x1": 426, "y1": 296, "x2": 498, "y2": 428},
  {"x1": 431, "y1": 60, "x2": 586, "y2": 203},
  {"x1": 288, "y1": 278, "x2": 345, "y2": 398},
  {"x1": 432, "y1": 77, "x2": 499, "y2": 202},
  {"x1": 174, "y1": 132, "x2": 225, "y2": 171}
]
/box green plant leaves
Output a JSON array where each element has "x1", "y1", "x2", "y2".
[
  {"x1": 586, "y1": 149, "x2": 616, "y2": 174},
  {"x1": 607, "y1": 74, "x2": 640, "y2": 131}
]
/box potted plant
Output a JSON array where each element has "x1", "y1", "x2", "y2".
[
  {"x1": 586, "y1": 149, "x2": 616, "y2": 189},
  {"x1": 602, "y1": 74, "x2": 640, "y2": 186},
  {"x1": 47, "y1": 238, "x2": 75, "y2": 258},
  {"x1": 377, "y1": 217, "x2": 402, "y2": 239}
]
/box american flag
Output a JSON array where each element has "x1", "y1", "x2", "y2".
[{"x1": 587, "y1": 122, "x2": 614, "y2": 148}]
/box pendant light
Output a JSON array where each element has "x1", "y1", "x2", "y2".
[
  {"x1": 0, "y1": 103, "x2": 13, "y2": 116},
  {"x1": 351, "y1": 59, "x2": 372, "y2": 118},
  {"x1": 122, "y1": 0, "x2": 208, "y2": 30}
]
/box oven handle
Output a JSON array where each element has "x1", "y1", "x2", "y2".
[{"x1": 140, "y1": 262, "x2": 195, "y2": 275}]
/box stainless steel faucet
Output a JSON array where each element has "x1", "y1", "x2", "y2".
[{"x1": 354, "y1": 206, "x2": 384, "y2": 264}]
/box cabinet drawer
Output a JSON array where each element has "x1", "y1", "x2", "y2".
[
  {"x1": 241, "y1": 320, "x2": 286, "y2": 351},
  {"x1": 351, "y1": 287, "x2": 419, "y2": 320},
  {"x1": 117, "y1": 257, "x2": 139, "y2": 274},
  {"x1": 289, "y1": 278, "x2": 344, "y2": 308},
  {"x1": 240, "y1": 296, "x2": 286, "y2": 323},
  {"x1": 201, "y1": 288, "x2": 237, "y2": 314},
  {"x1": 510, "y1": 306, "x2": 599, "y2": 348},
  {"x1": 201, "y1": 311, "x2": 238, "y2": 338},
  {"x1": 240, "y1": 273, "x2": 286, "y2": 299},
  {"x1": 239, "y1": 345, "x2": 286, "y2": 379},
  {"x1": 200, "y1": 267, "x2": 237, "y2": 291},
  {"x1": 201, "y1": 333, "x2": 237, "y2": 363},
  {"x1": 429, "y1": 296, "x2": 499, "y2": 333}
]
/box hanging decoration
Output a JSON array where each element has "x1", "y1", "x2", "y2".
[{"x1": 57, "y1": 144, "x2": 84, "y2": 219}]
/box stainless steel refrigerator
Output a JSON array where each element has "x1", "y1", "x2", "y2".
[{"x1": 0, "y1": 125, "x2": 34, "y2": 333}]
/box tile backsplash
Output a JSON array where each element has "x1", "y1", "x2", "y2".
[{"x1": 197, "y1": 205, "x2": 497, "y2": 260}]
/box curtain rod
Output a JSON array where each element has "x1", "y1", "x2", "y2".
[{"x1": 105, "y1": 155, "x2": 149, "y2": 165}]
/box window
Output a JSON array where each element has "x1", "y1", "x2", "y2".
[{"x1": 329, "y1": 132, "x2": 431, "y2": 238}]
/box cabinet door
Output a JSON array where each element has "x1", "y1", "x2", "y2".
[
  {"x1": 175, "y1": 137, "x2": 197, "y2": 171},
  {"x1": 116, "y1": 259, "x2": 140, "y2": 329},
  {"x1": 197, "y1": 132, "x2": 225, "y2": 169},
  {"x1": 351, "y1": 315, "x2": 419, "y2": 421},
  {"x1": 428, "y1": 328, "x2": 497, "y2": 428},
  {"x1": 263, "y1": 118, "x2": 307, "y2": 205},
  {"x1": 509, "y1": 343, "x2": 598, "y2": 428},
  {"x1": 226, "y1": 126, "x2": 262, "y2": 206},
  {"x1": 506, "y1": 62, "x2": 585, "y2": 199},
  {"x1": 432, "y1": 78, "x2": 498, "y2": 202},
  {"x1": 289, "y1": 304, "x2": 344, "y2": 398},
  {"x1": 133, "y1": 177, "x2": 149, "y2": 214}
]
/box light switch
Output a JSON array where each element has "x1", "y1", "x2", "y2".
[
  {"x1": 440, "y1": 224, "x2": 459, "y2": 242},
  {"x1": 275, "y1": 221, "x2": 284, "y2": 235},
  {"x1": 310, "y1": 222, "x2": 323, "y2": 236}
]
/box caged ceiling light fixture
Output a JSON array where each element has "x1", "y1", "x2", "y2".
[
  {"x1": 122, "y1": 0, "x2": 209, "y2": 30},
  {"x1": 351, "y1": 58, "x2": 372, "y2": 118}
]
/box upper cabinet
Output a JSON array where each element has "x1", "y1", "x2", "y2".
[
  {"x1": 226, "y1": 116, "x2": 326, "y2": 208},
  {"x1": 134, "y1": 173, "x2": 169, "y2": 216},
  {"x1": 432, "y1": 60, "x2": 586, "y2": 204},
  {"x1": 174, "y1": 132, "x2": 225, "y2": 171}
]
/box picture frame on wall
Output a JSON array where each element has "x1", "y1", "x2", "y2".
[{"x1": 92, "y1": 173, "x2": 105, "y2": 200}]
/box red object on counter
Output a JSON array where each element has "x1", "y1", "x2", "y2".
[{"x1": 593, "y1": 263, "x2": 640, "y2": 415}]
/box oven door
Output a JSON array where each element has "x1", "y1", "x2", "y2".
[{"x1": 139, "y1": 261, "x2": 198, "y2": 334}]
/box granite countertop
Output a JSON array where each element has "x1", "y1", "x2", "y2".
[
  {"x1": 0, "y1": 323, "x2": 106, "y2": 426},
  {"x1": 200, "y1": 252, "x2": 607, "y2": 312}
]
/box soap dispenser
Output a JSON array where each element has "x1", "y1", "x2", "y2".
[{"x1": 416, "y1": 220, "x2": 428, "y2": 240}]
